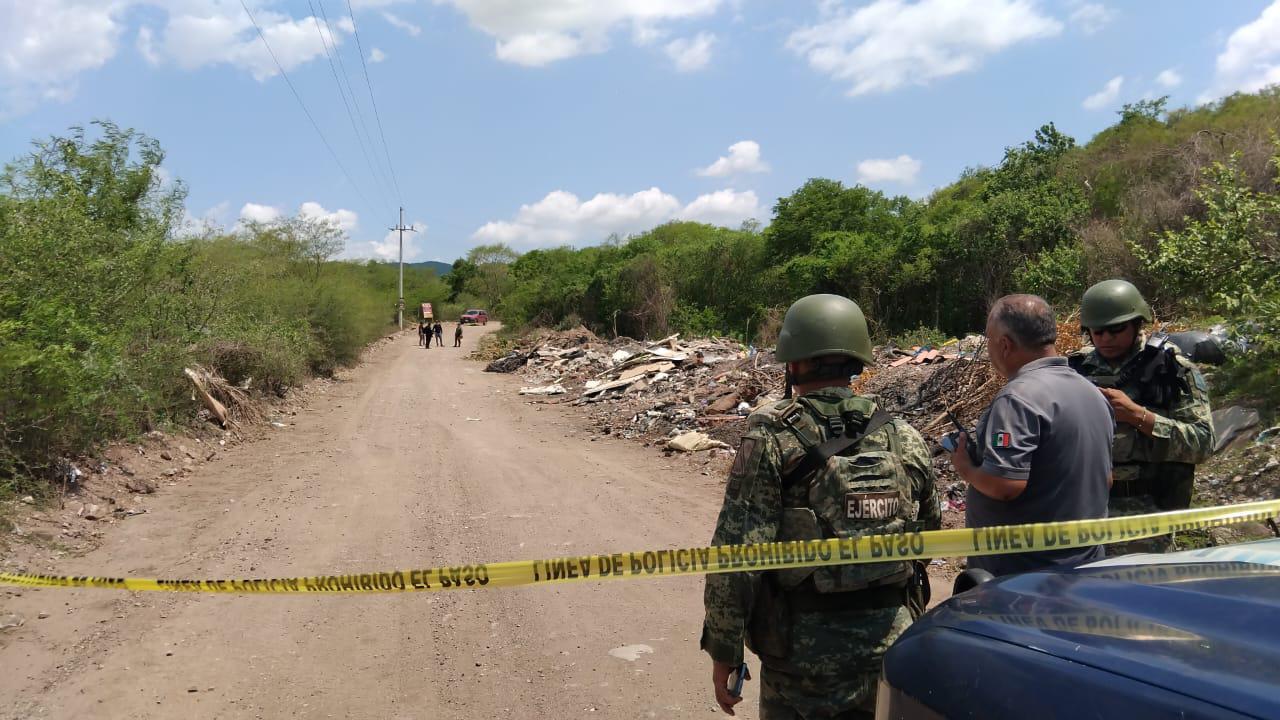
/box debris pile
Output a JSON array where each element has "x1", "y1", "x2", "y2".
[
  {"x1": 487, "y1": 329, "x2": 781, "y2": 450},
  {"x1": 184, "y1": 365, "x2": 266, "y2": 428},
  {"x1": 491, "y1": 322, "x2": 1279, "y2": 549},
  {"x1": 489, "y1": 328, "x2": 1013, "y2": 462}
]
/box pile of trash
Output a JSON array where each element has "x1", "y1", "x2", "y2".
[
  {"x1": 486, "y1": 329, "x2": 781, "y2": 453},
  {"x1": 484, "y1": 327, "x2": 1012, "y2": 468}
]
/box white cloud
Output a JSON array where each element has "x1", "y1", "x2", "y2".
[
  {"x1": 1156, "y1": 68, "x2": 1182, "y2": 89},
  {"x1": 152, "y1": 6, "x2": 352, "y2": 82},
  {"x1": 1069, "y1": 3, "x2": 1116, "y2": 35},
  {"x1": 369, "y1": 47, "x2": 387, "y2": 63},
  {"x1": 495, "y1": 31, "x2": 586, "y2": 66},
  {"x1": 664, "y1": 32, "x2": 716, "y2": 72},
  {"x1": 632, "y1": 22, "x2": 668, "y2": 46},
  {"x1": 299, "y1": 201, "x2": 359, "y2": 232},
  {"x1": 696, "y1": 140, "x2": 770, "y2": 177},
  {"x1": 0, "y1": 0, "x2": 123, "y2": 115},
  {"x1": 238, "y1": 200, "x2": 358, "y2": 232},
  {"x1": 787, "y1": 0, "x2": 1062, "y2": 97},
  {"x1": 240, "y1": 202, "x2": 283, "y2": 224},
  {"x1": 2, "y1": 0, "x2": 722, "y2": 113},
  {"x1": 437, "y1": 0, "x2": 723, "y2": 66},
  {"x1": 472, "y1": 185, "x2": 759, "y2": 247},
  {"x1": 344, "y1": 220, "x2": 427, "y2": 262},
  {"x1": 856, "y1": 154, "x2": 922, "y2": 185},
  {"x1": 204, "y1": 200, "x2": 231, "y2": 224},
  {"x1": 1082, "y1": 75, "x2": 1124, "y2": 110},
  {"x1": 381, "y1": 11, "x2": 422, "y2": 36},
  {"x1": 180, "y1": 200, "x2": 231, "y2": 235},
  {"x1": 137, "y1": 25, "x2": 160, "y2": 65},
  {"x1": 1203, "y1": 0, "x2": 1280, "y2": 102},
  {"x1": 474, "y1": 188, "x2": 681, "y2": 246},
  {"x1": 679, "y1": 189, "x2": 762, "y2": 226},
  {"x1": 3, "y1": 0, "x2": 360, "y2": 112}
]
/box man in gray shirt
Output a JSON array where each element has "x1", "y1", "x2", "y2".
[{"x1": 948, "y1": 294, "x2": 1114, "y2": 577}]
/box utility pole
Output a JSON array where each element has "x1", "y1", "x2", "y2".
[{"x1": 389, "y1": 206, "x2": 417, "y2": 330}]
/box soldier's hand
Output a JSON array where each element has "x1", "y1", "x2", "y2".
[
  {"x1": 712, "y1": 661, "x2": 744, "y2": 715},
  {"x1": 1099, "y1": 388, "x2": 1143, "y2": 426}
]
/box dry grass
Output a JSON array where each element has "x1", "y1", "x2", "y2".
[
  {"x1": 1056, "y1": 316, "x2": 1085, "y2": 355},
  {"x1": 187, "y1": 365, "x2": 267, "y2": 427},
  {"x1": 917, "y1": 354, "x2": 1005, "y2": 437}
]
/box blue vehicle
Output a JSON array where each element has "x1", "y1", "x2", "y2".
[{"x1": 878, "y1": 540, "x2": 1280, "y2": 719}]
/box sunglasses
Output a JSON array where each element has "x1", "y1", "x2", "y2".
[{"x1": 1088, "y1": 322, "x2": 1132, "y2": 337}]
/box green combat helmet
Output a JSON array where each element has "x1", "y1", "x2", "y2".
[
  {"x1": 1080, "y1": 279, "x2": 1153, "y2": 329},
  {"x1": 775, "y1": 294, "x2": 874, "y2": 365}
]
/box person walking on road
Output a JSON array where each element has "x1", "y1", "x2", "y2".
[
  {"x1": 1069, "y1": 279, "x2": 1213, "y2": 554},
  {"x1": 703, "y1": 293, "x2": 941, "y2": 719},
  {"x1": 418, "y1": 320, "x2": 427, "y2": 347},
  {"x1": 424, "y1": 321, "x2": 433, "y2": 349},
  {"x1": 454, "y1": 323, "x2": 463, "y2": 347},
  {"x1": 948, "y1": 294, "x2": 1114, "y2": 577},
  {"x1": 434, "y1": 322, "x2": 444, "y2": 347}
]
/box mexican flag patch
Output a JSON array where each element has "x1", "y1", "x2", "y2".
[{"x1": 992, "y1": 431, "x2": 1012, "y2": 449}]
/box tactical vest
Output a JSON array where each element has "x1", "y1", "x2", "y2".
[
  {"x1": 771, "y1": 396, "x2": 919, "y2": 590},
  {"x1": 745, "y1": 395, "x2": 922, "y2": 665},
  {"x1": 1069, "y1": 335, "x2": 1195, "y2": 509}
]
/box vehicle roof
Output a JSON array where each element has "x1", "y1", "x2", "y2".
[{"x1": 890, "y1": 540, "x2": 1280, "y2": 716}]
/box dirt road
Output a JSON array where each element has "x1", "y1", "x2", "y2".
[{"x1": 1, "y1": 325, "x2": 761, "y2": 718}]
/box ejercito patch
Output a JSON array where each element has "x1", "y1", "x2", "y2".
[{"x1": 846, "y1": 491, "x2": 900, "y2": 520}]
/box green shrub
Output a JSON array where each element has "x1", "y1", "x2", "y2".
[
  {"x1": 888, "y1": 325, "x2": 950, "y2": 350},
  {"x1": 1018, "y1": 240, "x2": 1086, "y2": 306},
  {"x1": 0, "y1": 123, "x2": 425, "y2": 495}
]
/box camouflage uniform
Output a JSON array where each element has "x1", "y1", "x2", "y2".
[
  {"x1": 702, "y1": 387, "x2": 941, "y2": 719},
  {"x1": 1071, "y1": 339, "x2": 1214, "y2": 554}
]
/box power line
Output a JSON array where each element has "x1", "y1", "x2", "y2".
[
  {"x1": 306, "y1": 0, "x2": 393, "y2": 216},
  {"x1": 344, "y1": 0, "x2": 404, "y2": 205},
  {"x1": 238, "y1": 0, "x2": 374, "y2": 210},
  {"x1": 314, "y1": 0, "x2": 397, "y2": 207}
]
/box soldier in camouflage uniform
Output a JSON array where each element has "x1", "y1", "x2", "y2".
[
  {"x1": 702, "y1": 294, "x2": 941, "y2": 719},
  {"x1": 1069, "y1": 280, "x2": 1214, "y2": 554}
]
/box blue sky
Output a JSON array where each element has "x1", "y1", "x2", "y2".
[{"x1": 3, "y1": 0, "x2": 1279, "y2": 263}]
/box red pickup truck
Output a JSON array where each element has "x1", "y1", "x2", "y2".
[{"x1": 460, "y1": 309, "x2": 488, "y2": 325}]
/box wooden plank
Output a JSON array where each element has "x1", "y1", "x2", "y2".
[
  {"x1": 618, "y1": 360, "x2": 675, "y2": 381},
  {"x1": 580, "y1": 375, "x2": 637, "y2": 397}
]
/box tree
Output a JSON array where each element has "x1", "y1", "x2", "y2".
[
  {"x1": 1140, "y1": 148, "x2": 1280, "y2": 313},
  {"x1": 448, "y1": 258, "x2": 478, "y2": 301},
  {"x1": 459, "y1": 243, "x2": 518, "y2": 310},
  {"x1": 294, "y1": 216, "x2": 346, "y2": 280},
  {"x1": 616, "y1": 255, "x2": 674, "y2": 339},
  {"x1": 0, "y1": 122, "x2": 186, "y2": 478},
  {"x1": 466, "y1": 243, "x2": 519, "y2": 265},
  {"x1": 764, "y1": 179, "x2": 900, "y2": 259},
  {"x1": 1118, "y1": 97, "x2": 1168, "y2": 125}
]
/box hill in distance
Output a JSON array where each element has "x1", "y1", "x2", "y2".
[{"x1": 404, "y1": 260, "x2": 452, "y2": 276}]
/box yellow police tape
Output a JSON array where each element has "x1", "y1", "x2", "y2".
[{"x1": 2, "y1": 499, "x2": 1277, "y2": 594}]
